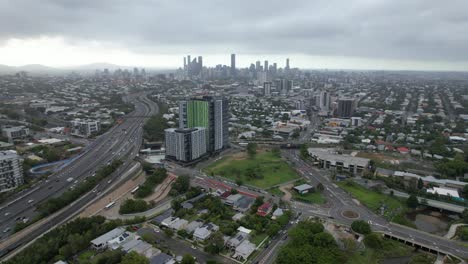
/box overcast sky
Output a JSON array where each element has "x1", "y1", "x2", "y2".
[{"x1": 1, "y1": 0, "x2": 468, "y2": 70}]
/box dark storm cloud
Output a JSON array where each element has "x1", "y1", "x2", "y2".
[{"x1": 1, "y1": 0, "x2": 468, "y2": 61}]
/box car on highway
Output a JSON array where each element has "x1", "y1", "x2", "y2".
[
  {"x1": 67, "y1": 177, "x2": 73, "y2": 182},
  {"x1": 28, "y1": 199, "x2": 34, "y2": 203},
  {"x1": 3, "y1": 227, "x2": 11, "y2": 233},
  {"x1": 4, "y1": 212, "x2": 10, "y2": 216}
]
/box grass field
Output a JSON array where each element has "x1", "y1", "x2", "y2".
[
  {"x1": 204, "y1": 151, "x2": 300, "y2": 189},
  {"x1": 337, "y1": 180, "x2": 416, "y2": 228},
  {"x1": 292, "y1": 191, "x2": 326, "y2": 204}
]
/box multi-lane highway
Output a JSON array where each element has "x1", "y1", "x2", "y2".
[
  {"x1": 0, "y1": 93, "x2": 157, "y2": 252},
  {"x1": 282, "y1": 149, "x2": 468, "y2": 260}
]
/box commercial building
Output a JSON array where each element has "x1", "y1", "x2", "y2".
[
  {"x1": 70, "y1": 119, "x2": 100, "y2": 137},
  {"x1": 2, "y1": 126, "x2": 30, "y2": 140},
  {"x1": 308, "y1": 148, "x2": 369, "y2": 175},
  {"x1": 337, "y1": 98, "x2": 357, "y2": 118},
  {"x1": 0, "y1": 150, "x2": 23, "y2": 192},
  {"x1": 231, "y1": 54, "x2": 236, "y2": 76},
  {"x1": 179, "y1": 96, "x2": 229, "y2": 153},
  {"x1": 263, "y1": 82, "x2": 272, "y2": 96},
  {"x1": 164, "y1": 127, "x2": 207, "y2": 162}
]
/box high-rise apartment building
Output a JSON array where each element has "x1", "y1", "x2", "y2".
[
  {"x1": 179, "y1": 96, "x2": 229, "y2": 153},
  {"x1": 337, "y1": 98, "x2": 357, "y2": 118},
  {"x1": 165, "y1": 127, "x2": 207, "y2": 162},
  {"x1": 0, "y1": 150, "x2": 23, "y2": 192}
]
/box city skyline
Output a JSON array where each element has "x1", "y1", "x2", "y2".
[{"x1": 1, "y1": 1, "x2": 468, "y2": 71}]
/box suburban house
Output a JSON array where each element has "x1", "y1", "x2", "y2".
[
  {"x1": 257, "y1": 203, "x2": 273, "y2": 217},
  {"x1": 91, "y1": 228, "x2": 126, "y2": 251},
  {"x1": 233, "y1": 240, "x2": 256, "y2": 260},
  {"x1": 193, "y1": 223, "x2": 219, "y2": 241}
]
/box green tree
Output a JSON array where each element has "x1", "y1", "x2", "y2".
[
  {"x1": 205, "y1": 231, "x2": 225, "y2": 254},
  {"x1": 299, "y1": 144, "x2": 309, "y2": 159},
  {"x1": 247, "y1": 143, "x2": 257, "y2": 158},
  {"x1": 266, "y1": 223, "x2": 281, "y2": 237},
  {"x1": 121, "y1": 252, "x2": 149, "y2": 264},
  {"x1": 460, "y1": 227, "x2": 468, "y2": 241},
  {"x1": 181, "y1": 254, "x2": 196, "y2": 264},
  {"x1": 363, "y1": 233, "x2": 383, "y2": 249},
  {"x1": 171, "y1": 175, "x2": 190, "y2": 195},
  {"x1": 462, "y1": 209, "x2": 468, "y2": 224},
  {"x1": 406, "y1": 194, "x2": 419, "y2": 209},
  {"x1": 351, "y1": 220, "x2": 371, "y2": 235},
  {"x1": 462, "y1": 185, "x2": 468, "y2": 199},
  {"x1": 272, "y1": 147, "x2": 281, "y2": 157},
  {"x1": 417, "y1": 178, "x2": 424, "y2": 190},
  {"x1": 316, "y1": 183, "x2": 324, "y2": 192}
]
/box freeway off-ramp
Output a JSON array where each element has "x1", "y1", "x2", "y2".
[{"x1": 0, "y1": 93, "x2": 158, "y2": 259}]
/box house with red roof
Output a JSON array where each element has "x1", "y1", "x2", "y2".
[
  {"x1": 257, "y1": 203, "x2": 273, "y2": 217},
  {"x1": 397, "y1": 147, "x2": 410, "y2": 154}
]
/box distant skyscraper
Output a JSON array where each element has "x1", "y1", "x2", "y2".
[
  {"x1": 286, "y1": 58, "x2": 290, "y2": 70},
  {"x1": 198, "y1": 56, "x2": 203, "y2": 69},
  {"x1": 230, "y1": 54, "x2": 236, "y2": 76},
  {"x1": 264, "y1": 60, "x2": 269, "y2": 72},
  {"x1": 187, "y1": 55, "x2": 191, "y2": 67},
  {"x1": 165, "y1": 127, "x2": 207, "y2": 162},
  {"x1": 255, "y1": 61, "x2": 261, "y2": 71},
  {"x1": 263, "y1": 82, "x2": 272, "y2": 96},
  {"x1": 179, "y1": 96, "x2": 229, "y2": 153},
  {"x1": 183, "y1": 57, "x2": 187, "y2": 69},
  {"x1": 337, "y1": 98, "x2": 357, "y2": 118}
]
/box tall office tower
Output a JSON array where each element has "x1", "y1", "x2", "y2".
[
  {"x1": 0, "y1": 150, "x2": 23, "y2": 192},
  {"x1": 273, "y1": 63, "x2": 277, "y2": 73},
  {"x1": 263, "y1": 82, "x2": 272, "y2": 96},
  {"x1": 183, "y1": 57, "x2": 187, "y2": 69},
  {"x1": 179, "y1": 96, "x2": 229, "y2": 153},
  {"x1": 264, "y1": 60, "x2": 269, "y2": 73},
  {"x1": 257, "y1": 71, "x2": 267, "y2": 85},
  {"x1": 187, "y1": 55, "x2": 191, "y2": 68},
  {"x1": 198, "y1": 56, "x2": 203, "y2": 69},
  {"x1": 164, "y1": 127, "x2": 207, "y2": 162},
  {"x1": 255, "y1": 61, "x2": 261, "y2": 71},
  {"x1": 230, "y1": 54, "x2": 236, "y2": 76},
  {"x1": 286, "y1": 58, "x2": 290, "y2": 70},
  {"x1": 337, "y1": 98, "x2": 357, "y2": 118},
  {"x1": 319, "y1": 91, "x2": 331, "y2": 111}
]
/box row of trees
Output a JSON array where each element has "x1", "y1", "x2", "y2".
[
  {"x1": 142, "y1": 101, "x2": 168, "y2": 142},
  {"x1": 135, "y1": 168, "x2": 168, "y2": 198},
  {"x1": 276, "y1": 221, "x2": 346, "y2": 264},
  {"x1": 119, "y1": 199, "x2": 152, "y2": 214}
]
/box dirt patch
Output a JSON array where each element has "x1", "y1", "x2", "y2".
[
  {"x1": 79, "y1": 171, "x2": 147, "y2": 218},
  {"x1": 342, "y1": 210, "x2": 360, "y2": 219},
  {"x1": 279, "y1": 184, "x2": 294, "y2": 202}
]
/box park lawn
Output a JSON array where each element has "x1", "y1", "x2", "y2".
[
  {"x1": 292, "y1": 192, "x2": 326, "y2": 204},
  {"x1": 337, "y1": 181, "x2": 403, "y2": 212},
  {"x1": 268, "y1": 187, "x2": 284, "y2": 197},
  {"x1": 337, "y1": 181, "x2": 416, "y2": 228},
  {"x1": 204, "y1": 151, "x2": 299, "y2": 189}
]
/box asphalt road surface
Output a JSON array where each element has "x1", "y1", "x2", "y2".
[
  {"x1": 0, "y1": 93, "x2": 157, "y2": 256},
  {"x1": 282, "y1": 149, "x2": 468, "y2": 260}
]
